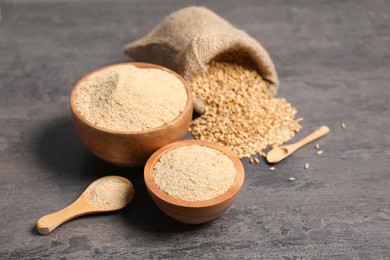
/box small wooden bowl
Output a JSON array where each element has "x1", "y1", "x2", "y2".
[
  {"x1": 144, "y1": 140, "x2": 245, "y2": 224},
  {"x1": 70, "y1": 62, "x2": 193, "y2": 167}
]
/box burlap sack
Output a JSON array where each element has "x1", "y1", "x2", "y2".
[{"x1": 124, "y1": 6, "x2": 279, "y2": 112}]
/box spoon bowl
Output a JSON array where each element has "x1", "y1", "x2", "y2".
[
  {"x1": 266, "y1": 146, "x2": 289, "y2": 163},
  {"x1": 37, "y1": 176, "x2": 134, "y2": 235}
]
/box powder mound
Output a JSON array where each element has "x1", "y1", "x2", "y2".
[
  {"x1": 75, "y1": 64, "x2": 188, "y2": 131},
  {"x1": 153, "y1": 145, "x2": 237, "y2": 202},
  {"x1": 86, "y1": 179, "x2": 132, "y2": 210}
]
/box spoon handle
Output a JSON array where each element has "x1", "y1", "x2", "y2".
[
  {"x1": 291, "y1": 125, "x2": 330, "y2": 151},
  {"x1": 37, "y1": 197, "x2": 95, "y2": 235}
]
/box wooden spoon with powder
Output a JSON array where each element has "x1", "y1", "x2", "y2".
[{"x1": 37, "y1": 176, "x2": 134, "y2": 235}]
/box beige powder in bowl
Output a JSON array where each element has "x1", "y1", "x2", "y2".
[
  {"x1": 75, "y1": 64, "x2": 188, "y2": 132},
  {"x1": 153, "y1": 145, "x2": 237, "y2": 202}
]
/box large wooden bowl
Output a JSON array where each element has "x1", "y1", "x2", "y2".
[
  {"x1": 144, "y1": 140, "x2": 245, "y2": 224},
  {"x1": 70, "y1": 62, "x2": 193, "y2": 167}
]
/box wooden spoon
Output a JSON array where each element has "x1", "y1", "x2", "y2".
[
  {"x1": 37, "y1": 176, "x2": 134, "y2": 235},
  {"x1": 266, "y1": 125, "x2": 330, "y2": 164}
]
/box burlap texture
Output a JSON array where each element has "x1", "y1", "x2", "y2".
[{"x1": 124, "y1": 6, "x2": 279, "y2": 97}]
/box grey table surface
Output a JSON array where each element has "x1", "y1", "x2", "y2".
[{"x1": 1, "y1": 0, "x2": 389, "y2": 259}]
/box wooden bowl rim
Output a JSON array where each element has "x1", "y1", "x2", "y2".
[
  {"x1": 70, "y1": 62, "x2": 193, "y2": 135},
  {"x1": 144, "y1": 140, "x2": 245, "y2": 208}
]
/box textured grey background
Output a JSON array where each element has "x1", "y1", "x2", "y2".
[{"x1": 0, "y1": 0, "x2": 389, "y2": 259}]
